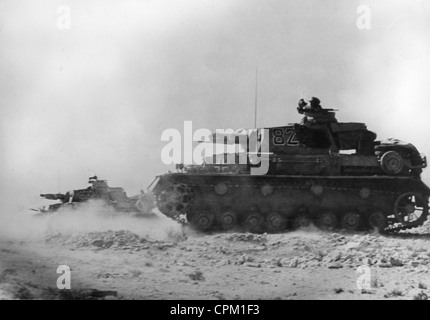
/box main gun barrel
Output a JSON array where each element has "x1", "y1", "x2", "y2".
[{"x1": 40, "y1": 193, "x2": 66, "y2": 201}]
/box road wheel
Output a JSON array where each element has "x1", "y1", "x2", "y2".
[
  {"x1": 218, "y1": 210, "x2": 238, "y2": 231},
  {"x1": 341, "y1": 212, "x2": 361, "y2": 231},
  {"x1": 191, "y1": 211, "x2": 214, "y2": 231},
  {"x1": 292, "y1": 213, "x2": 312, "y2": 230},
  {"x1": 317, "y1": 212, "x2": 338, "y2": 231},
  {"x1": 244, "y1": 212, "x2": 265, "y2": 233},
  {"x1": 368, "y1": 211, "x2": 387, "y2": 231},
  {"x1": 266, "y1": 212, "x2": 287, "y2": 233}
]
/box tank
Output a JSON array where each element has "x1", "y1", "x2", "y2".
[
  {"x1": 34, "y1": 176, "x2": 155, "y2": 216},
  {"x1": 152, "y1": 102, "x2": 430, "y2": 233}
]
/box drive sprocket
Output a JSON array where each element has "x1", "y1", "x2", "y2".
[{"x1": 156, "y1": 182, "x2": 194, "y2": 220}]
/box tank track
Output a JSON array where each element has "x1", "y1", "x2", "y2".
[{"x1": 154, "y1": 174, "x2": 429, "y2": 234}]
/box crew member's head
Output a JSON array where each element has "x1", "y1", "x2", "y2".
[
  {"x1": 298, "y1": 99, "x2": 307, "y2": 107},
  {"x1": 309, "y1": 97, "x2": 321, "y2": 107}
]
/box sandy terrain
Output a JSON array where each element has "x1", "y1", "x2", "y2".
[{"x1": 0, "y1": 203, "x2": 429, "y2": 300}]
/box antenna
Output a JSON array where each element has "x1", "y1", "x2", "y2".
[
  {"x1": 56, "y1": 161, "x2": 60, "y2": 192},
  {"x1": 254, "y1": 66, "x2": 258, "y2": 128}
]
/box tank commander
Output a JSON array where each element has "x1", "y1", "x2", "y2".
[
  {"x1": 297, "y1": 99, "x2": 307, "y2": 114},
  {"x1": 297, "y1": 96, "x2": 338, "y2": 124},
  {"x1": 308, "y1": 97, "x2": 323, "y2": 113},
  {"x1": 297, "y1": 97, "x2": 324, "y2": 114}
]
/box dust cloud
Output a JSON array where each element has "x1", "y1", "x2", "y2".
[{"x1": 0, "y1": 200, "x2": 184, "y2": 243}]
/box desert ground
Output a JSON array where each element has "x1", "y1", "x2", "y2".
[{"x1": 0, "y1": 202, "x2": 429, "y2": 300}]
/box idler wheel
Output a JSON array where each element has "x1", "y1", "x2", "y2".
[
  {"x1": 393, "y1": 192, "x2": 429, "y2": 228},
  {"x1": 367, "y1": 211, "x2": 387, "y2": 231},
  {"x1": 244, "y1": 212, "x2": 265, "y2": 233},
  {"x1": 266, "y1": 212, "x2": 287, "y2": 233},
  {"x1": 341, "y1": 212, "x2": 361, "y2": 231},
  {"x1": 317, "y1": 212, "x2": 338, "y2": 231},
  {"x1": 380, "y1": 151, "x2": 404, "y2": 175},
  {"x1": 191, "y1": 211, "x2": 214, "y2": 231}
]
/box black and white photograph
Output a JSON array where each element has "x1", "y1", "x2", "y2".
[{"x1": 1, "y1": 0, "x2": 430, "y2": 303}]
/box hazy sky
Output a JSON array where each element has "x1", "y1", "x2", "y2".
[{"x1": 1, "y1": 0, "x2": 430, "y2": 211}]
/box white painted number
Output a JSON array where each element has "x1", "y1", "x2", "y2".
[{"x1": 272, "y1": 128, "x2": 299, "y2": 146}]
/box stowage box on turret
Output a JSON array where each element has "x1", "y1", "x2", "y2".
[{"x1": 152, "y1": 100, "x2": 429, "y2": 233}]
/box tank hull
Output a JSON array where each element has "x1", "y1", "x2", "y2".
[{"x1": 153, "y1": 173, "x2": 430, "y2": 233}]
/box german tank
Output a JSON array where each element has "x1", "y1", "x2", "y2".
[
  {"x1": 152, "y1": 99, "x2": 429, "y2": 233},
  {"x1": 35, "y1": 176, "x2": 155, "y2": 216}
]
